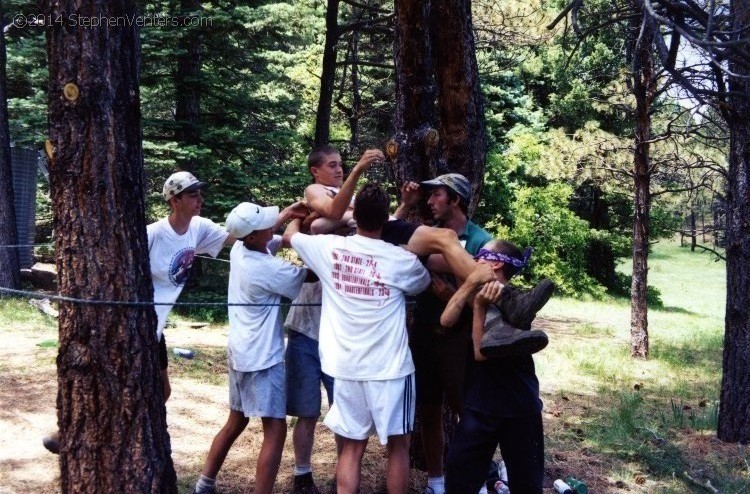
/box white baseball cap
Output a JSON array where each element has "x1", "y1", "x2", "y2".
[
  {"x1": 226, "y1": 202, "x2": 279, "y2": 239},
  {"x1": 163, "y1": 171, "x2": 207, "y2": 201}
]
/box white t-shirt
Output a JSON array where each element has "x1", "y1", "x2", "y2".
[
  {"x1": 284, "y1": 281, "x2": 322, "y2": 340},
  {"x1": 147, "y1": 216, "x2": 228, "y2": 340},
  {"x1": 291, "y1": 233, "x2": 431, "y2": 380},
  {"x1": 227, "y1": 236, "x2": 307, "y2": 372}
]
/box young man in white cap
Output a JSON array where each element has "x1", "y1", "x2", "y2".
[
  {"x1": 147, "y1": 171, "x2": 235, "y2": 402},
  {"x1": 193, "y1": 200, "x2": 312, "y2": 494},
  {"x1": 42, "y1": 170, "x2": 234, "y2": 454}
]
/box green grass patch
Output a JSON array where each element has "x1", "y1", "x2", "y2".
[
  {"x1": 168, "y1": 344, "x2": 228, "y2": 387},
  {"x1": 538, "y1": 240, "x2": 734, "y2": 491},
  {"x1": 0, "y1": 297, "x2": 58, "y2": 332}
]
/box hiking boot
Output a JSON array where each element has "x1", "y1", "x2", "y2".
[
  {"x1": 497, "y1": 279, "x2": 555, "y2": 330},
  {"x1": 42, "y1": 431, "x2": 60, "y2": 455},
  {"x1": 293, "y1": 472, "x2": 321, "y2": 494},
  {"x1": 480, "y1": 318, "x2": 549, "y2": 359}
]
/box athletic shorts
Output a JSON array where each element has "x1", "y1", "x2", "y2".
[
  {"x1": 286, "y1": 330, "x2": 334, "y2": 417},
  {"x1": 229, "y1": 362, "x2": 286, "y2": 419},
  {"x1": 324, "y1": 374, "x2": 415, "y2": 445},
  {"x1": 158, "y1": 334, "x2": 168, "y2": 370}
]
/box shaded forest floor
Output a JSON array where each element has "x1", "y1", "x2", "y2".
[{"x1": 1, "y1": 241, "x2": 748, "y2": 493}]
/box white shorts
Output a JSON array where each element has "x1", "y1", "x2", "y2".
[{"x1": 324, "y1": 373, "x2": 415, "y2": 445}]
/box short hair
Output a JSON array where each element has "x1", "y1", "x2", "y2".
[
  {"x1": 307, "y1": 144, "x2": 340, "y2": 169},
  {"x1": 483, "y1": 239, "x2": 523, "y2": 279},
  {"x1": 441, "y1": 186, "x2": 469, "y2": 214},
  {"x1": 354, "y1": 182, "x2": 390, "y2": 231}
]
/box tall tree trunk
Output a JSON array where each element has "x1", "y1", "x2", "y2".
[
  {"x1": 629, "y1": 6, "x2": 656, "y2": 359},
  {"x1": 431, "y1": 0, "x2": 486, "y2": 215},
  {"x1": 0, "y1": 0, "x2": 20, "y2": 291},
  {"x1": 42, "y1": 1, "x2": 177, "y2": 491},
  {"x1": 690, "y1": 207, "x2": 697, "y2": 251},
  {"x1": 314, "y1": 0, "x2": 340, "y2": 147},
  {"x1": 718, "y1": 0, "x2": 750, "y2": 444},
  {"x1": 392, "y1": 0, "x2": 436, "y2": 200},
  {"x1": 175, "y1": 0, "x2": 202, "y2": 171}
]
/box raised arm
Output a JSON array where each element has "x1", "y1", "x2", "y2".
[
  {"x1": 305, "y1": 149, "x2": 385, "y2": 220},
  {"x1": 393, "y1": 181, "x2": 422, "y2": 219}
]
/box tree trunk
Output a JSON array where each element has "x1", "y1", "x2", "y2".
[
  {"x1": 392, "y1": 0, "x2": 437, "y2": 196},
  {"x1": 690, "y1": 208, "x2": 697, "y2": 251},
  {"x1": 431, "y1": 0, "x2": 487, "y2": 215},
  {"x1": 0, "y1": 1, "x2": 20, "y2": 291},
  {"x1": 314, "y1": 0, "x2": 340, "y2": 147},
  {"x1": 629, "y1": 5, "x2": 656, "y2": 359},
  {"x1": 175, "y1": 0, "x2": 202, "y2": 171},
  {"x1": 718, "y1": 0, "x2": 750, "y2": 444},
  {"x1": 42, "y1": 1, "x2": 177, "y2": 491}
]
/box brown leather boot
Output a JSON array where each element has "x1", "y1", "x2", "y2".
[
  {"x1": 497, "y1": 279, "x2": 555, "y2": 330},
  {"x1": 480, "y1": 317, "x2": 549, "y2": 359}
]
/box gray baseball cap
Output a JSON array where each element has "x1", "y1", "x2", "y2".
[{"x1": 420, "y1": 173, "x2": 471, "y2": 203}]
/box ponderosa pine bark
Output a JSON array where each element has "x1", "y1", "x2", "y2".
[
  {"x1": 0, "y1": 1, "x2": 20, "y2": 291},
  {"x1": 629, "y1": 3, "x2": 656, "y2": 359},
  {"x1": 718, "y1": 0, "x2": 750, "y2": 444},
  {"x1": 431, "y1": 0, "x2": 487, "y2": 215},
  {"x1": 42, "y1": 0, "x2": 177, "y2": 491}
]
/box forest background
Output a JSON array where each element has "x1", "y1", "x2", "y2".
[{"x1": 4, "y1": 0, "x2": 725, "y2": 305}]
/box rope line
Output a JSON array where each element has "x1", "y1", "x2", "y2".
[{"x1": 0, "y1": 287, "x2": 323, "y2": 307}]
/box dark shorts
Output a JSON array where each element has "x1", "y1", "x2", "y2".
[
  {"x1": 158, "y1": 334, "x2": 168, "y2": 370},
  {"x1": 410, "y1": 318, "x2": 471, "y2": 412},
  {"x1": 381, "y1": 219, "x2": 419, "y2": 246},
  {"x1": 285, "y1": 330, "x2": 334, "y2": 417}
]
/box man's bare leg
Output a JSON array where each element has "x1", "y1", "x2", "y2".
[
  {"x1": 255, "y1": 417, "x2": 287, "y2": 494},
  {"x1": 406, "y1": 226, "x2": 478, "y2": 281},
  {"x1": 336, "y1": 435, "x2": 368, "y2": 494},
  {"x1": 292, "y1": 415, "x2": 318, "y2": 475},
  {"x1": 386, "y1": 433, "x2": 411, "y2": 494}
]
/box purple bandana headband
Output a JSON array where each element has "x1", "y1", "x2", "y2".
[{"x1": 474, "y1": 247, "x2": 533, "y2": 270}]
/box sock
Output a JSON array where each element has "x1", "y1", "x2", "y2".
[
  {"x1": 428, "y1": 476, "x2": 445, "y2": 494},
  {"x1": 194, "y1": 475, "x2": 216, "y2": 493},
  {"x1": 294, "y1": 464, "x2": 312, "y2": 476}
]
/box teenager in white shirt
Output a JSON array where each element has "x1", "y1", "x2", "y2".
[
  {"x1": 287, "y1": 183, "x2": 431, "y2": 494},
  {"x1": 147, "y1": 171, "x2": 236, "y2": 402},
  {"x1": 193, "y1": 201, "x2": 312, "y2": 494}
]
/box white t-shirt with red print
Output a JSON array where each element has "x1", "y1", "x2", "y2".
[{"x1": 291, "y1": 232, "x2": 431, "y2": 380}]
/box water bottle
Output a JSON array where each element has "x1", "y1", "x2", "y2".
[
  {"x1": 173, "y1": 347, "x2": 194, "y2": 359},
  {"x1": 565, "y1": 476, "x2": 588, "y2": 494},
  {"x1": 553, "y1": 479, "x2": 574, "y2": 494}
]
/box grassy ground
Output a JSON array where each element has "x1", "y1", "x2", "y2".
[
  {"x1": 537, "y1": 240, "x2": 744, "y2": 492},
  {"x1": 1, "y1": 239, "x2": 747, "y2": 493}
]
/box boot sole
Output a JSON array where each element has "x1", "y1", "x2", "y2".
[{"x1": 480, "y1": 331, "x2": 549, "y2": 359}]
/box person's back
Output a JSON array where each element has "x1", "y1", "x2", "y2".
[{"x1": 293, "y1": 232, "x2": 428, "y2": 380}]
